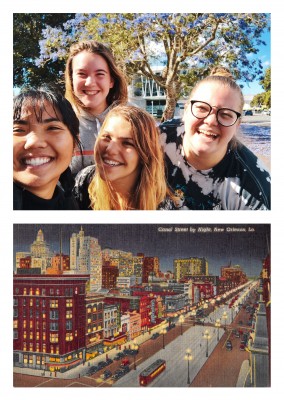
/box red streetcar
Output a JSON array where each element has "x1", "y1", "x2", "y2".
[{"x1": 139, "y1": 359, "x2": 166, "y2": 386}]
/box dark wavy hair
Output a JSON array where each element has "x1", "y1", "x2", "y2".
[{"x1": 13, "y1": 85, "x2": 82, "y2": 194}]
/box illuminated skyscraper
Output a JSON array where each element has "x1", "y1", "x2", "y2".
[{"x1": 70, "y1": 227, "x2": 102, "y2": 291}]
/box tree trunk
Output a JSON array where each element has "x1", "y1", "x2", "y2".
[{"x1": 160, "y1": 82, "x2": 179, "y2": 123}]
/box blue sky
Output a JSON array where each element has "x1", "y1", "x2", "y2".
[{"x1": 238, "y1": 29, "x2": 271, "y2": 95}]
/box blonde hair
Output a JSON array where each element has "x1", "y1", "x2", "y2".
[
  {"x1": 65, "y1": 40, "x2": 128, "y2": 114},
  {"x1": 188, "y1": 65, "x2": 244, "y2": 112},
  {"x1": 88, "y1": 105, "x2": 172, "y2": 210}
]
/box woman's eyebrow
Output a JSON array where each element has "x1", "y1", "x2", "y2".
[
  {"x1": 13, "y1": 119, "x2": 28, "y2": 124},
  {"x1": 13, "y1": 117, "x2": 61, "y2": 124}
]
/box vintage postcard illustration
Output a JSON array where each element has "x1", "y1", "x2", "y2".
[{"x1": 13, "y1": 223, "x2": 270, "y2": 387}]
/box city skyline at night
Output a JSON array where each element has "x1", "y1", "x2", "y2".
[{"x1": 13, "y1": 224, "x2": 270, "y2": 276}]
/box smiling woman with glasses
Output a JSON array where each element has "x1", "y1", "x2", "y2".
[
  {"x1": 159, "y1": 66, "x2": 271, "y2": 210},
  {"x1": 190, "y1": 100, "x2": 241, "y2": 127}
]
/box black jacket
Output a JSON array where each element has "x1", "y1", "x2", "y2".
[{"x1": 13, "y1": 182, "x2": 79, "y2": 210}]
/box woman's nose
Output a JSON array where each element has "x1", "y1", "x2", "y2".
[
  {"x1": 203, "y1": 108, "x2": 219, "y2": 125},
  {"x1": 85, "y1": 75, "x2": 95, "y2": 86},
  {"x1": 106, "y1": 140, "x2": 119, "y2": 153},
  {"x1": 24, "y1": 131, "x2": 47, "y2": 149}
]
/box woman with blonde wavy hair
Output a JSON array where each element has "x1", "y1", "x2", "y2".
[{"x1": 73, "y1": 105, "x2": 183, "y2": 210}]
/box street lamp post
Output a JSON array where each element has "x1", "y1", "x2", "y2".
[
  {"x1": 131, "y1": 340, "x2": 139, "y2": 370},
  {"x1": 203, "y1": 329, "x2": 211, "y2": 357},
  {"x1": 222, "y1": 311, "x2": 228, "y2": 330},
  {"x1": 160, "y1": 328, "x2": 166, "y2": 349},
  {"x1": 179, "y1": 315, "x2": 185, "y2": 336},
  {"x1": 215, "y1": 319, "x2": 221, "y2": 341},
  {"x1": 184, "y1": 348, "x2": 193, "y2": 386}
]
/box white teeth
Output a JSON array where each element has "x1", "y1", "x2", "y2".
[
  {"x1": 199, "y1": 130, "x2": 218, "y2": 138},
  {"x1": 24, "y1": 157, "x2": 51, "y2": 166},
  {"x1": 84, "y1": 90, "x2": 98, "y2": 95},
  {"x1": 104, "y1": 159, "x2": 121, "y2": 166}
]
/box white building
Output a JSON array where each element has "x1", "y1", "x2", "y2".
[{"x1": 69, "y1": 227, "x2": 102, "y2": 292}]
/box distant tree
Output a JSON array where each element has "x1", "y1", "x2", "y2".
[
  {"x1": 251, "y1": 66, "x2": 271, "y2": 108},
  {"x1": 16, "y1": 13, "x2": 270, "y2": 121},
  {"x1": 13, "y1": 13, "x2": 75, "y2": 89}
]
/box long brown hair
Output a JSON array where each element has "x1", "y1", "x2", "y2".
[
  {"x1": 65, "y1": 40, "x2": 128, "y2": 114},
  {"x1": 88, "y1": 105, "x2": 173, "y2": 210}
]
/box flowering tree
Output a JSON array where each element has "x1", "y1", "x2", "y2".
[{"x1": 33, "y1": 13, "x2": 269, "y2": 121}]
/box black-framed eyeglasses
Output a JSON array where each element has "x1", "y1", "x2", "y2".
[{"x1": 190, "y1": 100, "x2": 241, "y2": 127}]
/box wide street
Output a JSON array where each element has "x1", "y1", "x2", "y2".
[{"x1": 14, "y1": 283, "x2": 257, "y2": 388}]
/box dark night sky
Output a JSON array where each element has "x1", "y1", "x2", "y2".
[{"x1": 13, "y1": 224, "x2": 270, "y2": 276}]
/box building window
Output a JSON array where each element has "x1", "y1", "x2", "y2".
[
  {"x1": 50, "y1": 333, "x2": 59, "y2": 343},
  {"x1": 13, "y1": 330, "x2": 18, "y2": 339},
  {"x1": 13, "y1": 298, "x2": 18, "y2": 306},
  {"x1": 66, "y1": 320, "x2": 72, "y2": 330},
  {"x1": 66, "y1": 299, "x2": 73, "y2": 307},
  {"x1": 50, "y1": 322, "x2": 59, "y2": 331},
  {"x1": 66, "y1": 333, "x2": 73, "y2": 341},
  {"x1": 50, "y1": 310, "x2": 59, "y2": 319},
  {"x1": 66, "y1": 310, "x2": 72, "y2": 319},
  {"x1": 50, "y1": 300, "x2": 58, "y2": 308}
]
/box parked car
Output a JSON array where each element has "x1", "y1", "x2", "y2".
[
  {"x1": 120, "y1": 365, "x2": 130, "y2": 374},
  {"x1": 105, "y1": 358, "x2": 113, "y2": 365},
  {"x1": 112, "y1": 369, "x2": 124, "y2": 381},
  {"x1": 120, "y1": 358, "x2": 130, "y2": 367},
  {"x1": 128, "y1": 348, "x2": 139, "y2": 355},
  {"x1": 100, "y1": 369, "x2": 112, "y2": 380},
  {"x1": 97, "y1": 361, "x2": 108, "y2": 370},
  {"x1": 86, "y1": 365, "x2": 99, "y2": 375},
  {"x1": 239, "y1": 343, "x2": 246, "y2": 351},
  {"x1": 114, "y1": 352, "x2": 124, "y2": 360},
  {"x1": 225, "y1": 340, "x2": 233, "y2": 351},
  {"x1": 244, "y1": 110, "x2": 253, "y2": 116},
  {"x1": 151, "y1": 333, "x2": 160, "y2": 340}
]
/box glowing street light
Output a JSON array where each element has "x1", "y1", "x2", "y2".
[
  {"x1": 160, "y1": 328, "x2": 167, "y2": 349},
  {"x1": 215, "y1": 319, "x2": 221, "y2": 341},
  {"x1": 179, "y1": 315, "x2": 185, "y2": 335},
  {"x1": 184, "y1": 348, "x2": 193, "y2": 385},
  {"x1": 222, "y1": 311, "x2": 228, "y2": 330},
  {"x1": 203, "y1": 329, "x2": 211, "y2": 357},
  {"x1": 131, "y1": 340, "x2": 139, "y2": 370}
]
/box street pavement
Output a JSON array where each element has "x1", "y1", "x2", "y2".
[{"x1": 13, "y1": 283, "x2": 257, "y2": 388}]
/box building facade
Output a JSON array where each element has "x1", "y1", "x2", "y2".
[{"x1": 13, "y1": 274, "x2": 89, "y2": 372}]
